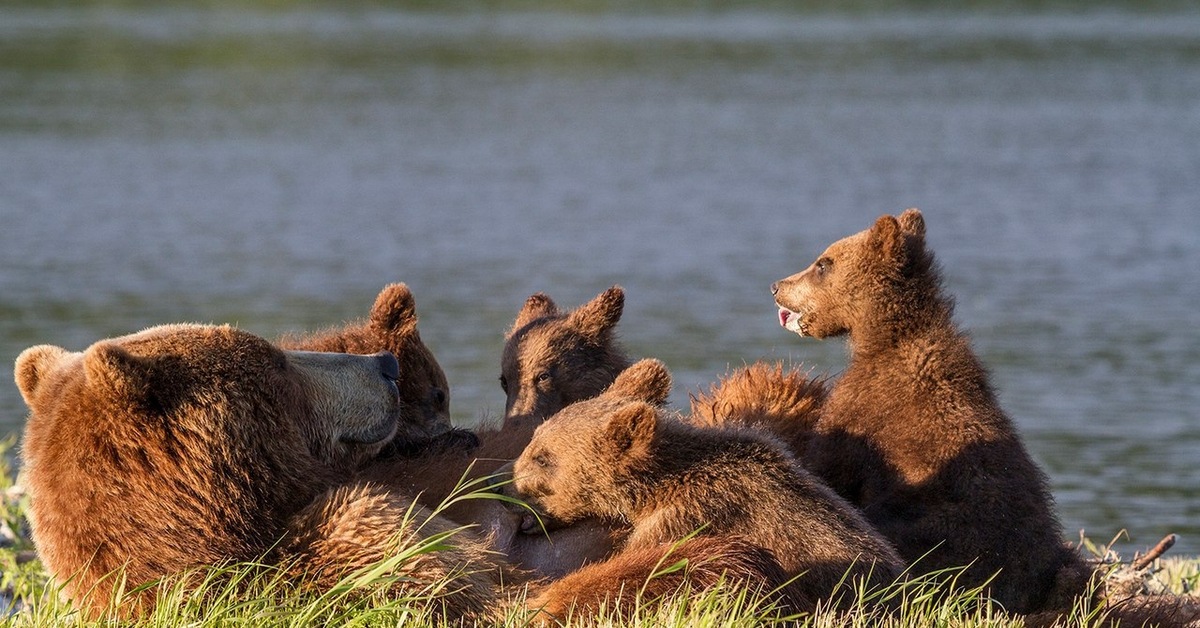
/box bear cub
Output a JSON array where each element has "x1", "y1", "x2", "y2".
[
  {"x1": 772, "y1": 209, "x2": 1084, "y2": 613},
  {"x1": 508, "y1": 358, "x2": 904, "y2": 613}
]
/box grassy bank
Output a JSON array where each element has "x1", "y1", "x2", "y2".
[{"x1": 1, "y1": 438, "x2": 1195, "y2": 627}]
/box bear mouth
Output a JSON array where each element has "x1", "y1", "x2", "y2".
[
  {"x1": 339, "y1": 414, "x2": 399, "y2": 446},
  {"x1": 777, "y1": 305, "x2": 808, "y2": 336}
]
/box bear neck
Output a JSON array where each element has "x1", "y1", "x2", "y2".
[{"x1": 849, "y1": 257, "x2": 956, "y2": 358}]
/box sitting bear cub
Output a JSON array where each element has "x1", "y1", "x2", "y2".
[{"x1": 772, "y1": 209, "x2": 1085, "y2": 613}]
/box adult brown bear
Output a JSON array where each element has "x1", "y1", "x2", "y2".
[{"x1": 15, "y1": 324, "x2": 503, "y2": 620}]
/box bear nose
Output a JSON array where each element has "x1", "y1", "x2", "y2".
[
  {"x1": 770, "y1": 282, "x2": 779, "y2": 296},
  {"x1": 373, "y1": 352, "x2": 399, "y2": 381}
]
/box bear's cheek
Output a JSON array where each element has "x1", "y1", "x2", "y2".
[
  {"x1": 518, "y1": 472, "x2": 584, "y2": 519},
  {"x1": 511, "y1": 465, "x2": 554, "y2": 501}
]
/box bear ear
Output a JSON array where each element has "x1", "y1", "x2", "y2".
[
  {"x1": 507, "y1": 292, "x2": 560, "y2": 338},
  {"x1": 868, "y1": 214, "x2": 907, "y2": 265},
  {"x1": 567, "y1": 285, "x2": 624, "y2": 342},
  {"x1": 605, "y1": 402, "x2": 657, "y2": 458},
  {"x1": 897, "y1": 208, "x2": 926, "y2": 240},
  {"x1": 607, "y1": 358, "x2": 672, "y2": 405},
  {"x1": 14, "y1": 345, "x2": 70, "y2": 407},
  {"x1": 82, "y1": 343, "x2": 158, "y2": 404},
  {"x1": 370, "y1": 282, "x2": 419, "y2": 338}
]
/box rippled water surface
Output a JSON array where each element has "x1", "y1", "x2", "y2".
[{"x1": 1, "y1": 5, "x2": 1198, "y2": 556}]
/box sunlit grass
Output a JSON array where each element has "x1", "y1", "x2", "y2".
[{"x1": 1, "y1": 436, "x2": 1196, "y2": 627}]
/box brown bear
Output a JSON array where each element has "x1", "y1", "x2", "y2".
[
  {"x1": 507, "y1": 358, "x2": 905, "y2": 615},
  {"x1": 347, "y1": 287, "x2": 637, "y2": 582},
  {"x1": 422, "y1": 287, "x2": 635, "y2": 575},
  {"x1": 364, "y1": 285, "x2": 633, "y2": 507},
  {"x1": 499, "y1": 285, "x2": 631, "y2": 438},
  {"x1": 771, "y1": 209, "x2": 1084, "y2": 613},
  {"x1": 688, "y1": 361, "x2": 828, "y2": 458},
  {"x1": 14, "y1": 324, "x2": 503, "y2": 620},
  {"x1": 277, "y1": 282, "x2": 470, "y2": 457}
]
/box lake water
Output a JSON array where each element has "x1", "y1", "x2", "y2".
[{"x1": 1, "y1": 4, "x2": 1197, "y2": 557}]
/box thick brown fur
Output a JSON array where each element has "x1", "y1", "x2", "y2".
[
  {"x1": 688, "y1": 361, "x2": 828, "y2": 457},
  {"x1": 15, "y1": 324, "x2": 501, "y2": 620},
  {"x1": 355, "y1": 287, "x2": 639, "y2": 581},
  {"x1": 508, "y1": 358, "x2": 905, "y2": 613},
  {"x1": 279, "y1": 482, "x2": 506, "y2": 621},
  {"x1": 485, "y1": 287, "x2": 649, "y2": 578},
  {"x1": 772, "y1": 209, "x2": 1085, "y2": 614},
  {"x1": 525, "y1": 534, "x2": 792, "y2": 624}
]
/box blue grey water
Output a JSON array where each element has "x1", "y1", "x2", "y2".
[{"x1": 1, "y1": 6, "x2": 1197, "y2": 557}]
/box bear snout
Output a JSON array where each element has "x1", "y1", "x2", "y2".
[{"x1": 373, "y1": 351, "x2": 400, "y2": 383}]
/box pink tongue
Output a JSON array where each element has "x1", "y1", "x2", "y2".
[{"x1": 779, "y1": 309, "x2": 789, "y2": 327}]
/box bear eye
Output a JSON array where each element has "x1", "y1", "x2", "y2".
[
  {"x1": 499, "y1": 376, "x2": 508, "y2": 394},
  {"x1": 535, "y1": 372, "x2": 552, "y2": 385},
  {"x1": 815, "y1": 257, "x2": 833, "y2": 276},
  {"x1": 533, "y1": 452, "x2": 551, "y2": 468},
  {"x1": 430, "y1": 387, "x2": 447, "y2": 407}
]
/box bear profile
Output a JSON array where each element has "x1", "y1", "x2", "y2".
[
  {"x1": 772, "y1": 209, "x2": 1083, "y2": 613},
  {"x1": 277, "y1": 282, "x2": 467, "y2": 456},
  {"x1": 508, "y1": 358, "x2": 904, "y2": 615},
  {"x1": 15, "y1": 324, "x2": 502, "y2": 619}
]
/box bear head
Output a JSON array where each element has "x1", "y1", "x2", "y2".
[
  {"x1": 367, "y1": 283, "x2": 451, "y2": 443},
  {"x1": 499, "y1": 286, "x2": 631, "y2": 433},
  {"x1": 278, "y1": 282, "x2": 452, "y2": 452},
  {"x1": 15, "y1": 323, "x2": 404, "y2": 613},
  {"x1": 509, "y1": 358, "x2": 671, "y2": 530},
  {"x1": 772, "y1": 208, "x2": 929, "y2": 339}
]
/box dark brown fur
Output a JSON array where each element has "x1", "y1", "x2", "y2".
[
  {"x1": 772, "y1": 209, "x2": 1083, "y2": 613},
  {"x1": 15, "y1": 324, "x2": 502, "y2": 620},
  {"x1": 509, "y1": 359, "x2": 904, "y2": 613}
]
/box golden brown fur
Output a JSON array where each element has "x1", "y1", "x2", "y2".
[
  {"x1": 279, "y1": 482, "x2": 505, "y2": 621},
  {"x1": 509, "y1": 359, "x2": 904, "y2": 613},
  {"x1": 688, "y1": 361, "x2": 827, "y2": 457},
  {"x1": 15, "y1": 324, "x2": 502, "y2": 620},
  {"x1": 525, "y1": 535, "x2": 791, "y2": 624},
  {"x1": 772, "y1": 209, "x2": 1083, "y2": 613}
]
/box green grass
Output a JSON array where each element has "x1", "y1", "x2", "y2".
[{"x1": 1, "y1": 437, "x2": 1196, "y2": 627}]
